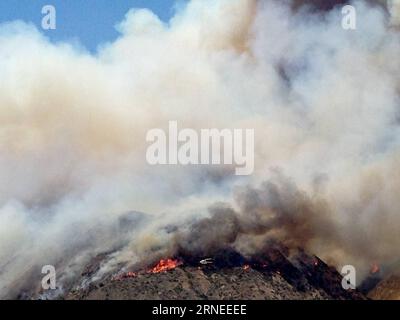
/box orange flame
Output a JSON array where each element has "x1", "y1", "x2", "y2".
[
  {"x1": 370, "y1": 263, "x2": 380, "y2": 274},
  {"x1": 148, "y1": 259, "x2": 182, "y2": 273}
]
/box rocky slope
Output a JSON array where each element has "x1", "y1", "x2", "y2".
[{"x1": 368, "y1": 275, "x2": 400, "y2": 300}]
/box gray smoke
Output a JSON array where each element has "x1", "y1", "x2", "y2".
[{"x1": 0, "y1": 0, "x2": 400, "y2": 298}]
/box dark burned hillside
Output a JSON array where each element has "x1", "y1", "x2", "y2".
[{"x1": 65, "y1": 247, "x2": 365, "y2": 300}]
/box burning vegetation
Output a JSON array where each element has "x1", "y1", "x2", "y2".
[
  {"x1": 148, "y1": 259, "x2": 182, "y2": 274},
  {"x1": 68, "y1": 246, "x2": 367, "y2": 300},
  {"x1": 2, "y1": 0, "x2": 400, "y2": 300}
]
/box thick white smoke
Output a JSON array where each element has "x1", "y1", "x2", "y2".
[{"x1": 0, "y1": 0, "x2": 399, "y2": 298}]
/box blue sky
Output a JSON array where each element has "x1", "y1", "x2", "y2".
[{"x1": 0, "y1": 0, "x2": 185, "y2": 52}]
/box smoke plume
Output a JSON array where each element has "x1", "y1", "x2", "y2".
[{"x1": 0, "y1": 0, "x2": 400, "y2": 298}]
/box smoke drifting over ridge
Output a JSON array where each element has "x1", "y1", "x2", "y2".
[{"x1": 0, "y1": 0, "x2": 400, "y2": 298}]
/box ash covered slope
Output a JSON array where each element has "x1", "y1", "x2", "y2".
[{"x1": 66, "y1": 248, "x2": 365, "y2": 300}]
